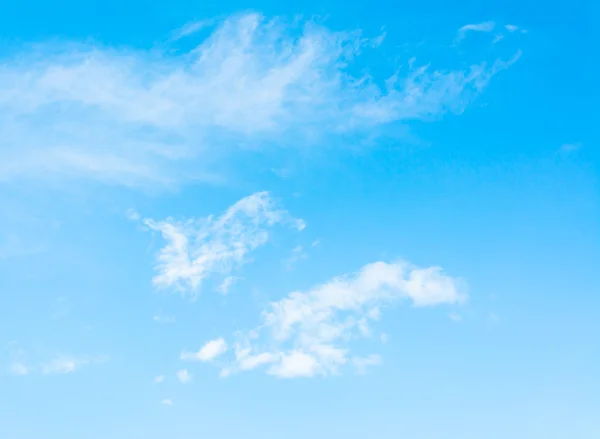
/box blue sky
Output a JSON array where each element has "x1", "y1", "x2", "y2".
[{"x1": 0, "y1": 1, "x2": 598, "y2": 438}]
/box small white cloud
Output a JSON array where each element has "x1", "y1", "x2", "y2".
[
  {"x1": 143, "y1": 192, "x2": 304, "y2": 295},
  {"x1": 284, "y1": 245, "x2": 308, "y2": 270},
  {"x1": 171, "y1": 19, "x2": 215, "y2": 40},
  {"x1": 218, "y1": 276, "x2": 237, "y2": 295},
  {"x1": 455, "y1": 21, "x2": 496, "y2": 43},
  {"x1": 125, "y1": 208, "x2": 141, "y2": 221},
  {"x1": 153, "y1": 314, "x2": 175, "y2": 323},
  {"x1": 41, "y1": 355, "x2": 107, "y2": 375},
  {"x1": 10, "y1": 362, "x2": 30, "y2": 375},
  {"x1": 42, "y1": 357, "x2": 86, "y2": 374},
  {"x1": 448, "y1": 312, "x2": 462, "y2": 322},
  {"x1": 176, "y1": 369, "x2": 191, "y2": 384},
  {"x1": 181, "y1": 337, "x2": 228, "y2": 362},
  {"x1": 352, "y1": 354, "x2": 382, "y2": 374},
  {"x1": 505, "y1": 24, "x2": 519, "y2": 32},
  {"x1": 214, "y1": 259, "x2": 466, "y2": 378},
  {"x1": 271, "y1": 168, "x2": 292, "y2": 179},
  {"x1": 161, "y1": 399, "x2": 173, "y2": 406},
  {"x1": 269, "y1": 350, "x2": 321, "y2": 378},
  {"x1": 153, "y1": 375, "x2": 165, "y2": 384}
]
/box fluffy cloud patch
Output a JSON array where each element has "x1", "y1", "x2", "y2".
[
  {"x1": 181, "y1": 337, "x2": 228, "y2": 362},
  {"x1": 210, "y1": 260, "x2": 466, "y2": 378},
  {"x1": 141, "y1": 192, "x2": 304, "y2": 294},
  {"x1": 0, "y1": 13, "x2": 520, "y2": 187}
]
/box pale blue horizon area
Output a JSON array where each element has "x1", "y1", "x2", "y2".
[{"x1": 0, "y1": 1, "x2": 598, "y2": 438}]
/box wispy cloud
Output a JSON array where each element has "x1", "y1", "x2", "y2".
[
  {"x1": 208, "y1": 260, "x2": 467, "y2": 378},
  {"x1": 171, "y1": 19, "x2": 215, "y2": 41},
  {"x1": 161, "y1": 399, "x2": 173, "y2": 406},
  {"x1": 284, "y1": 245, "x2": 308, "y2": 270},
  {"x1": 140, "y1": 192, "x2": 304, "y2": 295},
  {"x1": 217, "y1": 276, "x2": 237, "y2": 295},
  {"x1": 9, "y1": 362, "x2": 30, "y2": 376},
  {"x1": 125, "y1": 208, "x2": 141, "y2": 221},
  {"x1": 153, "y1": 375, "x2": 165, "y2": 384},
  {"x1": 176, "y1": 369, "x2": 192, "y2": 383},
  {"x1": 153, "y1": 314, "x2": 175, "y2": 323},
  {"x1": 181, "y1": 337, "x2": 228, "y2": 362},
  {"x1": 0, "y1": 13, "x2": 520, "y2": 188},
  {"x1": 8, "y1": 352, "x2": 107, "y2": 376},
  {"x1": 560, "y1": 143, "x2": 582, "y2": 153},
  {"x1": 41, "y1": 355, "x2": 107, "y2": 375},
  {"x1": 448, "y1": 312, "x2": 462, "y2": 322},
  {"x1": 455, "y1": 21, "x2": 496, "y2": 43},
  {"x1": 352, "y1": 354, "x2": 382, "y2": 374}
]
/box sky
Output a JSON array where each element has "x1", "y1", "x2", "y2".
[{"x1": 0, "y1": 0, "x2": 598, "y2": 438}]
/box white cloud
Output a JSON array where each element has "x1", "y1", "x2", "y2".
[
  {"x1": 182, "y1": 337, "x2": 228, "y2": 362},
  {"x1": 161, "y1": 399, "x2": 173, "y2": 406},
  {"x1": 42, "y1": 358, "x2": 83, "y2": 374},
  {"x1": 153, "y1": 314, "x2": 175, "y2": 323},
  {"x1": 269, "y1": 350, "x2": 321, "y2": 378},
  {"x1": 448, "y1": 312, "x2": 462, "y2": 322},
  {"x1": 0, "y1": 13, "x2": 520, "y2": 187},
  {"x1": 218, "y1": 276, "x2": 237, "y2": 295},
  {"x1": 352, "y1": 354, "x2": 382, "y2": 374},
  {"x1": 6, "y1": 347, "x2": 106, "y2": 376},
  {"x1": 142, "y1": 191, "x2": 304, "y2": 294},
  {"x1": 505, "y1": 24, "x2": 519, "y2": 33},
  {"x1": 153, "y1": 375, "x2": 165, "y2": 384},
  {"x1": 41, "y1": 355, "x2": 106, "y2": 375},
  {"x1": 9, "y1": 362, "x2": 30, "y2": 375},
  {"x1": 284, "y1": 245, "x2": 308, "y2": 269},
  {"x1": 176, "y1": 369, "x2": 191, "y2": 383},
  {"x1": 171, "y1": 19, "x2": 215, "y2": 41},
  {"x1": 209, "y1": 260, "x2": 466, "y2": 378},
  {"x1": 125, "y1": 208, "x2": 141, "y2": 221},
  {"x1": 455, "y1": 21, "x2": 496, "y2": 43}
]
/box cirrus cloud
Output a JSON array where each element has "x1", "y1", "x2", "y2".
[{"x1": 0, "y1": 13, "x2": 520, "y2": 187}]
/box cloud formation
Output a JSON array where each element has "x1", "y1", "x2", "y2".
[
  {"x1": 9, "y1": 354, "x2": 107, "y2": 376},
  {"x1": 176, "y1": 369, "x2": 192, "y2": 383},
  {"x1": 455, "y1": 21, "x2": 496, "y2": 43},
  {"x1": 0, "y1": 13, "x2": 520, "y2": 187},
  {"x1": 202, "y1": 260, "x2": 467, "y2": 378},
  {"x1": 181, "y1": 337, "x2": 228, "y2": 362},
  {"x1": 141, "y1": 192, "x2": 304, "y2": 295}
]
